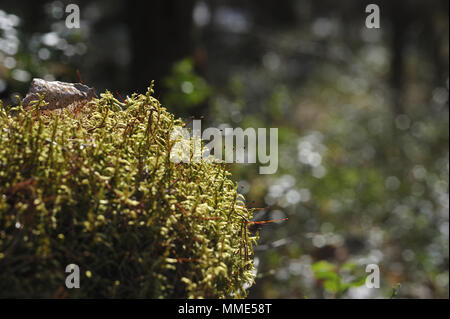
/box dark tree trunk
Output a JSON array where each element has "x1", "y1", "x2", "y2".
[
  {"x1": 390, "y1": 1, "x2": 408, "y2": 115},
  {"x1": 126, "y1": 0, "x2": 195, "y2": 94}
]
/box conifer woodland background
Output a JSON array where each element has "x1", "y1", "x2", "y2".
[{"x1": 0, "y1": 0, "x2": 449, "y2": 298}]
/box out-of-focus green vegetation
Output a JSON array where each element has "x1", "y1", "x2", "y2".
[
  {"x1": 1, "y1": 0, "x2": 448, "y2": 298},
  {"x1": 311, "y1": 261, "x2": 367, "y2": 298},
  {"x1": 163, "y1": 58, "x2": 210, "y2": 116},
  {"x1": 206, "y1": 54, "x2": 449, "y2": 298}
]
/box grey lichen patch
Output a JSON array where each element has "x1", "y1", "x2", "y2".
[{"x1": 0, "y1": 83, "x2": 258, "y2": 298}]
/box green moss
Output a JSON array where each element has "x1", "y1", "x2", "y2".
[{"x1": 0, "y1": 83, "x2": 258, "y2": 298}]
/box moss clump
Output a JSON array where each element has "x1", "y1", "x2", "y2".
[{"x1": 0, "y1": 84, "x2": 257, "y2": 298}]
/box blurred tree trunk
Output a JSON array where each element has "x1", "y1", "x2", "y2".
[
  {"x1": 423, "y1": 1, "x2": 449, "y2": 88},
  {"x1": 390, "y1": 1, "x2": 408, "y2": 115},
  {"x1": 126, "y1": 0, "x2": 195, "y2": 94}
]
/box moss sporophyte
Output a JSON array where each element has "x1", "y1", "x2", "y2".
[{"x1": 0, "y1": 80, "x2": 267, "y2": 298}]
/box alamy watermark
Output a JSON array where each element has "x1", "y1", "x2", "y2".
[
  {"x1": 365, "y1": 4, "x2": 380, "y2": 29},
  {"x1": 365, "y1": 264, "x2": 380, "y2": 288},
  {"x1": 170, "y1": 120, "x2": 278, "y2": 174},
  {"x1": 65, "y1": 263, "x2": 80, "y2": 289},
  {"x1": 65, "y1": 4, "x2": 80, "y2": 29}
]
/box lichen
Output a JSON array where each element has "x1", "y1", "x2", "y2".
[{"x1": 0, "y1": 83, "x2": 258, "y2": 298}]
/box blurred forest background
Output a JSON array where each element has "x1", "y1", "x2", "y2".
[{"x1": 0, "y1": 0, "x2": 448, "y2": 298}]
